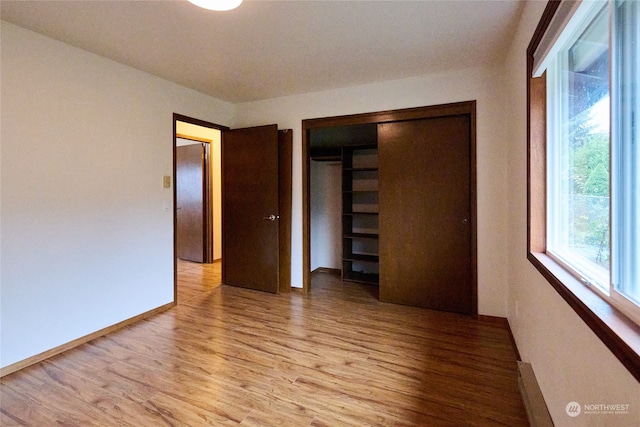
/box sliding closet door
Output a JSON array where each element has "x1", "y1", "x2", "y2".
[{"x1": 378, "y1": 115, "x2": 473, "y2": 314}]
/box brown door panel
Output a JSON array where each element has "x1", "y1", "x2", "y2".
[
  {"x1": 223, "y1": 125, "x2": 280, "y2": 293},
  {"x1": 176, "y1": 143, "x2": 205, "y2": 263},
  {"x1": 378, "y1": 115, "x2": 472, "y2": 314}
]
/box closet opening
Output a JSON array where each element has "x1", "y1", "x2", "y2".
[
  {"x1": 309, "y1": 123, "x2": 379, "y2": 288},
  {"x1": 302, "y1": 102, "x2": 477, "y2": 315}
]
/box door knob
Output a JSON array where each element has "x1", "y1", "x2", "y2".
[{"x1": 263, "y1": 214, "x2": 279, "y2": 221}]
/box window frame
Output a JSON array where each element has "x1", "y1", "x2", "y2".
[{"x1": 527, "y1": 0, "x2": 640, "y2": 382}]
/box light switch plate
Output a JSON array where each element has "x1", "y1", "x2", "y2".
[{"x1": 163, "y1": 176, "x2": 171, "y2": 188}]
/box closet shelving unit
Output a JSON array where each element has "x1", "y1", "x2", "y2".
[{"x1": 341, "y1": 144, "x2": 379, "y2": 285}]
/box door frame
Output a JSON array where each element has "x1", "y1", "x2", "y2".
[
  {"x1": 301, "y1": 101, "x2": 477, "y2": 313},
  {"x1": 173, "y1": 113, "x2": 229, "y2": 302},
  {"x1": 278, "y1": 130, "x2": 293, "y2": 293}
]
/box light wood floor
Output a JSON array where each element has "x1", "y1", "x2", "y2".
[{"x1": 1, "y1": 261, "x2": 528, "y2": 426}]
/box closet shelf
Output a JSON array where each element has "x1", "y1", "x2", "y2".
[
  {"x1": 343, "y1": 232, "x2": 379, "y2": 240},
  {"x1": 342, "y1": 144, "x2": 380, "y2": 286},
  {"x1": 343, "y1": 167, "x2": 378, "y2": 172},
  {"x1": 343, "y1": 211, "x2": 379, "y2": 216},
  {"x1": 343, "y1": 253, "x2": 379, "y2": 263}
]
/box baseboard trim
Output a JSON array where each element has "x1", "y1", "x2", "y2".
[
  {"x1": 518, "y1": 361, "x2": 554, "y2": 427},
  {"x1": 0, "y1": 302, "x2": 175, "y2": 378}
]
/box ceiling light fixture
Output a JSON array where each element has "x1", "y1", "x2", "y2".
[{"x1": 188, "y1": 0, "x2": 242, "y2": 11}]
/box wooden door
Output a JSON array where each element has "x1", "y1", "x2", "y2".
[
  {"x1": 176, "y1": 143, "x2": 205, "y2": 263},
  {"x1": 223, "y1": 125, "x2": 280, "y2": 293},
  {"x1": 378, "y1": 115, "x2": 473, "y2": 314}
]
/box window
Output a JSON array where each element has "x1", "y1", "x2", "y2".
[
  {"x1": 546, "y1": 2, "x2": 611, "y2": 292},
  {"x1": 611, "y1": 0, "x2": 640, "y2": 321},
  {"x1": 528, "y1": 0, "x2": 640, "y2": 381},
  {"x1": 543, "y1": 0, "x2": 640, "y2": 321}
]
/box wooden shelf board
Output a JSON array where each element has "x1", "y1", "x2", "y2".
[
  {"x1": 343, "y1": 254, "x2": 379, "y2": 263},
  {"x1": 343, "y1": 167, "x2": 378, "y2": 172},
  {"x1": 311, "y1": 155, "x2": 342, "y2": 162},
  {"x1": 343, "y1": 233, "x2": 379, "y2": 240},
  {"x1": 343, "y1": 212, "x2": 379, "y2": 216}
]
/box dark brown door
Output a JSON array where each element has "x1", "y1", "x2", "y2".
[
  {"x1": 378, "y1": 115, "x2": 472, "y2": 314},
  {"x1": 223, "y1": 125, "x2": 280, "y2": 293},
  {"x1": 176, "y1": 143, "x2": 205, "y2": 263}
]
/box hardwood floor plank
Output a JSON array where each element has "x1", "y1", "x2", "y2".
[
  {"x1": 3, "y1": 365, "x2": 117, "y2": 426},
  {"x1": 110, "y1": 357, "x2": 252, "y2": 424},
  {"x1": 0, "y1": 264, "x2": 528, "y2": 426},
  {"x1": 45, "y1": 345, "x2": 159, "y2": 405},
  {"x1": 240, "y1": 407, "x2": 314, "y2": 427},
  {"x1": 143, "y1": 390, "x2": 243, "y2": 426},
  {"x1": 0, "y1": 383, "x2": 64, "y2": 426},
  {"x1": 27, "y1": 362, "x2": 171, "y2": 427}
]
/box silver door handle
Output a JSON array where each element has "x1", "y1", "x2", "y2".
[{"x1": 262, "y1": 214, "x2": 279, "y2": 221}]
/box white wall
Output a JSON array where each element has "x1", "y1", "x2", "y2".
[
  {"x1": 234, "y1": 66, "x2": 510, "y2": 316},
  {"x1": 503, "y1": 2, "x2": 640, "y2": 425},
  {"x1": 0, "y1": 22, "x2": 234, "y2": 369},
  {"x1": 310, "y1": 160, "x2": 342, "y2": 271}
]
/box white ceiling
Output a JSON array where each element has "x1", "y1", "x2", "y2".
[{"x1": 0, "y1": 0, "x2": 524, "y2": 103}]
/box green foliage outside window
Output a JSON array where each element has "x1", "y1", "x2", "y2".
[{"x1": 569, "y1": 115, "x2": 610, "y2": 267}]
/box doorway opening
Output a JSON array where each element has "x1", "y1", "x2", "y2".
[{"x1": 173, "y1": 114, "x2": 228, "y2": 301}]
